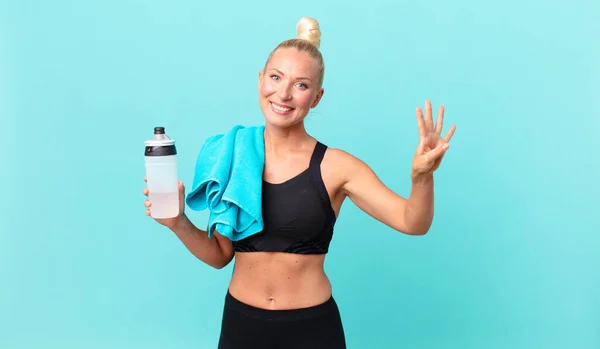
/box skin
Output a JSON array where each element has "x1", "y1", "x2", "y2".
[{"x1": 142, "y1": 47, "x2": 456, "y2": 310}]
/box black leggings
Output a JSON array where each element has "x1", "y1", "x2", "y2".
[{"x1": 218, "y1": 291, "x2": 347, "y2": 349}]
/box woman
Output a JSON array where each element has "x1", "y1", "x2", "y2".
[{"x1": 143, "y1": 16, "x2": 455, "y2": 349}]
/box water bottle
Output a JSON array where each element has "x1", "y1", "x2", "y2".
[{"x1": 144, "y1": 126, "x2": 179, "y2": 219}]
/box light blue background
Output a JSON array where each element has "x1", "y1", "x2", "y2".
[{"x1": 2, "y1": 0, "x2": 599, "y2": 348}]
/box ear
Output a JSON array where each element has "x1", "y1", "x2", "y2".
[
  {"x1": 311, "y1": 88, "x2": 325, "y2": 108},
  {"x1": 258, "y1": 70, "x2": 263, "y2": 89}
]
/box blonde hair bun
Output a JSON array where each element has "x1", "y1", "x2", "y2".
[{"x1": 296, "y1": 16, "x2": 321, "y2": 49}]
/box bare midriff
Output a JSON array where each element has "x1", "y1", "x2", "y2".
[{"x1": 228, "y1": 252, "x2": 332, "y2": 310}]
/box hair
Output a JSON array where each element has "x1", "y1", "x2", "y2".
[{"x1": 264, "y1": 17, "x2": 325, "y2": 87}]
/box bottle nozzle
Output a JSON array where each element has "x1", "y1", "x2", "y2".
[{"x1": 152, "y1": 126, "x2": 171, "y2": 142}]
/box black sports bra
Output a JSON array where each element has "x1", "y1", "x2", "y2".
[{"x1": 232, "y1": 141, "x2": 337, "y2": 255}]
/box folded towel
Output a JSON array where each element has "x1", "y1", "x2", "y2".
[{"x1": 185, "y1": 124, "x2": 265, "y2": 241}]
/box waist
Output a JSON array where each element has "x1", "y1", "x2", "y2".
[{"x1": 229, "y1": 252, "x2": 332, "y2": 310}]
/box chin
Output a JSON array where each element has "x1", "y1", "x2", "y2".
[
  {"x1": 260, "y1": 105, "x2": 297, "y2": 128},
  {"x1": 263, "y1": 113, "x2": 297, "y2": 129}
]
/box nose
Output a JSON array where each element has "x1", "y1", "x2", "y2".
[{"x1": 277, "y1": 84, "x2": 292, "y2": 101}]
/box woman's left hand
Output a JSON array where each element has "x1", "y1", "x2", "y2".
[{"x1": 411, "y1": 100, "x2": 456, "y2": 180}]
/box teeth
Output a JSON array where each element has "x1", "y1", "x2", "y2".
[{"x1": 271, "y1": 102, "x2": 292, "y2": 112}]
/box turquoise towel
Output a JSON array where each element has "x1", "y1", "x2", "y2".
[{"x1": 185, "y1": 125, "x2": 265, "y2": 241}]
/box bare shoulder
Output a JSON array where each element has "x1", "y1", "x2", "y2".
[
  {"x1": 323, "y1": 146, "x2": 361, "y2": 164},
  {"x1": 321, "y1": 146, "x2": 372, "y2": 193},
  {"x1": 323, "y1": 146, "x2": 367, "y2": 169},
  {"x1": 323, "y1": 146, "x2": 371, "y2": 173}
]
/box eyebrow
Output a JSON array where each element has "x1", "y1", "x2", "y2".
[{"x1": 271, "y1": 68, "x2": 313, "y2": 81}]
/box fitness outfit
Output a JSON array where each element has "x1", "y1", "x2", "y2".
[{"x1": 218, "y1": 141, "x2": 346, "y2": 349}]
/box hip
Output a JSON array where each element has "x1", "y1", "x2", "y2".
[{"x1": 218, "y1": 290, "x2": 346, "y2": 349}]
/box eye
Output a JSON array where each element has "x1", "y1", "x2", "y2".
[
  {"x1": 270, "y1": 74, "x2": 280, "y2": 81},
  {"x1": 296, "y1": 83, "x2": 308, "y2": 89}
]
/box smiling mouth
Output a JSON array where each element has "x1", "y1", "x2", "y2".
[{"x1": 270, "y1": 101, "x2": 295, "y2": 115}]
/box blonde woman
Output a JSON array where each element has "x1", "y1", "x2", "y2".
[{"x1": 143, "y1": 16, "x2": 456, "y2": 349}]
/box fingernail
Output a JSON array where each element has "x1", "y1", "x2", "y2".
[{"x1": 443, "y1": 143, "x2": 449, "y2": 150}]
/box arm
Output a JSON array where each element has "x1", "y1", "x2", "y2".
[
  {"x1": 340, "y1": 100, "x2": 455, "y2": 236},
  {"x1": 404, "y1": 174, "x2": 435, "y2": 235},
  {"x1": 340, "y1": 153, "x2": 433, "y2": 235},
  {"x1": 169, "y1": 215, "x2": 234, "y2": 269},
  {"x1": 144, "y1": 179, "x2": 234, "y2": 269}
]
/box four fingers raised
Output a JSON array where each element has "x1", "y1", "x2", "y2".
[{"x1": 416, "y1": 101, "x2": 456, "y2": 140}]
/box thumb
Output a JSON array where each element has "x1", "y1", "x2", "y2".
[
  {"x1": 426, "y1": 142, "x2": 449, "y2": 162},
  {"x1": 178, "y1": 180, "x2": 185, "y2": 198},
  {"x1": 178, "y1": 181, "x2": 186, "y2": 211},
  {"x1": 416, "y1": 137, "x2": 426, "y2": 153}
]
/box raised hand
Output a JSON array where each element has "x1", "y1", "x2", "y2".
[
  {"x1": 411, "y1": 100, "x2": 456, "y2": 180},
  {"x1": 143, "y1": 177, "x2": 186, "y2": 229}
]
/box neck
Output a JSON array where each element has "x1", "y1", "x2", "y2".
[{"x1": 263, "y1": 121, "x2": 313, "y2": 155}]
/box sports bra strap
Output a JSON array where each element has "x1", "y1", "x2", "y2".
[
  {"x1": 309, "y1": 141, "x2": 327, "y2": 170},
  {"x1": 308, "y1": 142, "x2": 336, "y2": 227}
]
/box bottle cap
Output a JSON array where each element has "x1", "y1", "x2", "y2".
[
  {"x1": 145, "y1": 126, "x2": 175, "y2": 146},
  {"x1": 145, "y1": 126, "x2": 177, "y2": 156}
]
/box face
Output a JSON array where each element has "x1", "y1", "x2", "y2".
[{"x1": 258, "y1": 47, "x2": 324, "y2": 128}]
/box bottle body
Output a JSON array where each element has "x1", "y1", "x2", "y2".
[
  {"x1": 144, "y1": 127, "x2": 179, "y2": 219},
  {"x1": 144, "y1": 154, "x2": 179, "y2": 219}
]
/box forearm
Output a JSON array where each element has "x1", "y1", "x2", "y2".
[
  {"x1": 169, "y1": 214, "x2": 232, "y2": 269},
  {"x1": 404, "y1": 173, "x2": 435, "y2": 235}
]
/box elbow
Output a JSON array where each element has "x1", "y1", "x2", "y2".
[
  {"x1": 212, "y1": 261, "x2": 230, "y2": 270},
  {"x1": 408, "y1": 227, "x2": 430, "y2": 236},
  {"x1": 403, "y1": 221, "x2": 432, "y2": 236},
  {"x1": 208, "y1": 261, "x2": 227, "y2": 270},
  {"x1": 194, "y1": 253, "x2": 233, "y2": 270},
  {"x1": 399, "y1": 227, "x2": 429, "y2": 236},
  {"x1": 402, "y1": 204, "x2": 433, "y2": 236},
  {"x1": 211, "y1": 254, "x2": 234, "y2": 270},
  {"x1": 206, "y1": 236, "x2": 234, "y2": 269}
]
